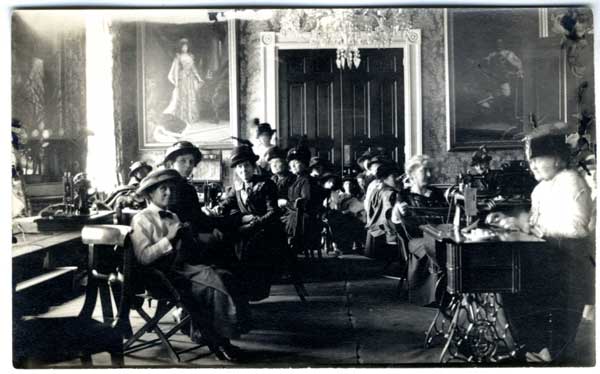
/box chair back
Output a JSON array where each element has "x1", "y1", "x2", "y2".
[{"x1": 82, "y1": 225, "x2": 132, "y2": 246}]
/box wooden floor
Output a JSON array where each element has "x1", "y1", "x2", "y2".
[{"x1": 18, "y1": 255, "x2": 596, "y2": 368}]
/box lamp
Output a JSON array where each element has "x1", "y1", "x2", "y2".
[{"x1": 278, "y1": 9, "x2": 413, "y2": 70}]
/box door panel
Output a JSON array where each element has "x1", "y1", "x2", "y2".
[{"x1": 280, "y1": 48, "x2": 404, "y2": 173}]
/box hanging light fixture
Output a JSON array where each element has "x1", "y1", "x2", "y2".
[{"x1": 279, "y1": 8, "x2": 413, "y2": 70}]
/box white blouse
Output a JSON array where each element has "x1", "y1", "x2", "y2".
[{"x1": 529, "y1": 169, "x2": 592, "y2": 239}]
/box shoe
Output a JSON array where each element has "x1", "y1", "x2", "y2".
[
  {"x1": 220, "y1": 342, "x2": 244, "y2": 362},
  {"x1": 525, "y1": 347, "x2": 552, "y2": 363},
  {"x1": 210, "y1": 341, "x2": 244, "y2": 362}
]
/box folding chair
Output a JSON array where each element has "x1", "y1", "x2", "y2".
[{"x1": 81, "y1": 224, "x2": 202, "y2": 364}]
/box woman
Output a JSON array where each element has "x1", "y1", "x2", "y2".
[
  {"x1": 486, "y1": 127, "x2": 593, "y2": 362},
  {"x1": 218, "y1": 144, "x2": 286, "y2": 301},
  {"x1": 392, "y1": 155, "x2": 447, "y2": 306},
  {"x1": 364, "y1": 162, "x2": 403, "y2": 261},
  {"x1": 265, "y1": 146, "x2": 296, "y2": 205},
  {"x1": 130, "y1": 169, "x2": 250, "y2": 362},
  {"x1": 252, "y1": 119, "x2": 276, "y2": 174},
  {"x1": 164, "y1": 140, "x2": 236, "y2": 266},
  {"x1": 281, "y1": 142, "x2": 325, "y2": 255},
  {"x1": 163, "y1": 38, "x2": 204, "y2": 127}
]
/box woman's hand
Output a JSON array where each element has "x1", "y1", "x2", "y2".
[
  {"x1": 167, "y1": 222, "x2": 183, "y2": 241},
  {"x1": 241, "y1": 215, "x2": 257, "y2": 224},
  {"x1": 397, "y1": 202, "x2": 409, "y2": 215},
  {"x1": 485, "y1": 212, "x2": 507, "y2": 226},
  {"x1": 278, "y1": 199, "x2": 289, "y2": 208},
  {"x1": 202, "y1": 206, "x2": 223, "y2": 216}
]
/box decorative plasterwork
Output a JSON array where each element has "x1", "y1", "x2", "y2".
[{"x1": 259, "y1": 29, "x2": 423, "y2": 159}]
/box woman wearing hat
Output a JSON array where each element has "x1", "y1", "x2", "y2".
[
  {"x1": 218, "y1": 144, "x2": 286, "y2": 301},
  {"x1": 103, "y1": 161, "x2": 153, "y2": 219},
  {"x1": 131, "y1": 169, "x2": 251, "y2": 361},
  {"x1": 128, "y1": 161, "x2": 153, "y2": 186},
  {"x1": 282, "y1": 142, "x2": 326, "y2": 255},
  {"x1": 164, "y1": 140, "x2": 236, "y2": 266},
  {"x1": 364, "y1": 162, "x2": 403, "y2": 261},
  {"x1": 485, "y1": 125, "x2": 593, "y2": 362},
  {"x1": 251, "y1": 119, "x2": 276, "y2": 174},
  {"x1": 265, "y1": 146, "x2": 296, "y2": 203}
]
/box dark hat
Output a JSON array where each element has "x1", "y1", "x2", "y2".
[
  {"x1": 367, "y1": 155, "x2": 388, "y2": 168},
  {"x1": 287, "y1": 146, "x2": 311, "y2": 165},
  {"x1": 254, "y1": 118, "x2": 276, "y2": 137},
  {"x1": 230, "y1": 145, "x2": 259, "y2": 168},
  {"x1": 265, "y1": 146, "x2": 287, "y2": 162},
  {"x1": 320, "y1": 172, "x2": 342, "y2": 190},
  {"x1": 375, "y1": 162, "x2": 401, "y2": 180},
  {"x1": 136, "y1": 169, "x2": 181, "y2": 195},
  {"x1": 525, "y1": 134, "x2": 569, "y2": 159},
  {"x1": 470, "y1": 145, "x2": 492, "y2": 166},
  {"x1": 128, "y1": 161, "x2": 153, "y2": 178},
  {"x1": 342, "y1": 173, "x2": 357, "y2": 182},
  {"x1": 320, "y1": 172, "x2": 341, "y2": 183},
  {"x1": 357, "y1": 150, "x2": 372, "y2": 165},
  {"x1": 524, "y1": 122, "x2": 571, "y2": 159},
  {"x1": 163, "y1": 141, "x2": 202, "y2": 165},
  {"x1": 309, "y1": 156, "x2": 332, "y2": 170}
]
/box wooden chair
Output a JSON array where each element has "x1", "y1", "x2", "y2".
[
  {"x1": 80, "y1": 224, "x2": 202, "y2": 364},
  {"x1": 288, "y1": 198, "x2": 309, "y2": 301},
  {"x1": 394, "y1": 207, "x2": 448, "y2": 304},
  {"x1": 12, "y1": 225, "x2": 130, "y2": 368},
  {"x1": 13, "y1": 316, "x2": 124, "y2": 368}
]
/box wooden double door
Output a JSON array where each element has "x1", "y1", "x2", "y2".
[{"x1": 279, "y1": 48, "x2": 405, "y2": 172}]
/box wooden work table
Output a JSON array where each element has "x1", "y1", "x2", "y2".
[{"x1": 12, "y1": 211, "x2": 114, "y2": 296}]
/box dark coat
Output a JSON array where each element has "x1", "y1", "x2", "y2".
[
  {"x1": 271, "y1": 172, "x2": 296, "y2": 200},
  {"x1": 282, "y1": 172, "x2": 325, "y2": 251},
  {"x1": 220, "y1": 174, "x2": 287, "y2": 301}
]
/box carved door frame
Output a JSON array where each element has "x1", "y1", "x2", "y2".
[{"x1": 259, "y1": 29, "x2": 423, "y2": 163}]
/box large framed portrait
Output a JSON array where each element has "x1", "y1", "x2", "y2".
[
  {"x1": 445, "y1": 8, "x2": 567, "y2": 151},
  {"x1": 137, "y1": 19, "x2": 238, "y2": 149}
]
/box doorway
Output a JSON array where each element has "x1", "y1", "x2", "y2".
[{"x1": 278, "y1": 48, "x2": 405, "y2": 172}]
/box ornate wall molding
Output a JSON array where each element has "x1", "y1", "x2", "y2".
[{"x1": 259, "y1": 29, "x2": 423, "y2": 159}]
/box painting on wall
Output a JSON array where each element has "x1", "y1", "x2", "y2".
[
  {"x1": 446, "y1": 8, "x2": 567, "y2": 151},
  {"x1": 11, "y1": 13, "x2": 87, "y2": 182},
  {"x1": 137, "y1": 19, "x2": 238, "y2": 149}
]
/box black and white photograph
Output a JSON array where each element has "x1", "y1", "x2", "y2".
[{"x1": 7, "y1": 2, "x2": 597, "y2": 369}]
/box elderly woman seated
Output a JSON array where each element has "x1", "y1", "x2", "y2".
[
  {"x1": 391, "y1": 155, "x2": 448, "y2": 306},
  {"x1": 485, "y1": 124, "x2": 594, "y2": 362}
]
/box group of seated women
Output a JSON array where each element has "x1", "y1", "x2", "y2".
[{"x1": 122, "y1": 118, "x2": 594, "y2": 363}]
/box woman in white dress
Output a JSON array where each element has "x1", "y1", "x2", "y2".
[{"x1": 163, "y1": 38, "x2": 204, "y2": 128}]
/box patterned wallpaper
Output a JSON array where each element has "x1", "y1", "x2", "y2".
[
  {"x1": 117, "y1": 9, "x2": 595, "y2": 184},
  {"x1": 236, "y1": 10, "x2": 524, "y2": 184}
]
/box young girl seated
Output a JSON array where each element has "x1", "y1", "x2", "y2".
[{"x1": 130, "y1": 169, "x2": 251, "y2": 362}]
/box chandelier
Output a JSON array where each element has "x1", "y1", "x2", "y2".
[{"x1": 278, "y1": 9, "x2": 413, "y2": 70}]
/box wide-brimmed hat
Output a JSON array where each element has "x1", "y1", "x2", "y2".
[
  {"x1": 309, "y1": 156, "x2": 332, "y2": 170},
  {"x1": 265, "y1": 146, "x2": 287, "y2": 162},
  {"x1": 375, "y1": 162, "x2": 401, "y2": 180},
  {"x1": 357, "y1": 150, "x2": 372, "y2": 165},
  {"x1": 523, "y1": 122, "x2": 571, "y2": 160},
  {"x1": 136, "y1": 169, "x2": 181, "y2": 195},
  {"x1": 230, "y1": 145, "x2": 259, "y2": 168},
  {"x1": 163, "y1": 141, "x2": 203, "y2": 166},
  {"x1": 320, "y1": 172, "x2": 341, "y2": 183},
  {"x1": 366, "y1": 155, "x2": 389, "y2": 168},
  {"x1": 254, "y1": 118, "x2": 276, "y2": 137},
  {"x1": 128, "y1": 161, "x2": 153, "y2": 178},
  {"x1": 470, "y1": 145, "x2": 492, "y2": 166},
  {"x1": 287, "y1": 146, "x2": 311, "y2": 165}
]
